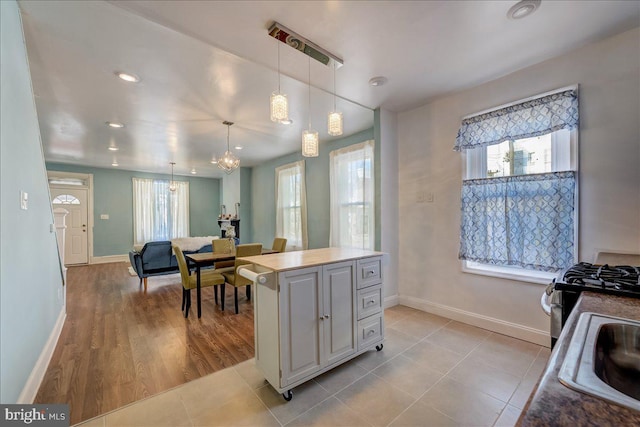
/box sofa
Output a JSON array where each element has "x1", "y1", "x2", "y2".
[{"x1": 129, "y1": 236, "x2": 219, "y2": 290}]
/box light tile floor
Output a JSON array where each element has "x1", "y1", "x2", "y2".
[{"x1": 77, "y1": 305, "x2": 550, "y2": 427}]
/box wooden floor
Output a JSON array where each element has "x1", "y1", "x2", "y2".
[{"x1": 35, "y1": 262, "x2": 255, "y2": 425}]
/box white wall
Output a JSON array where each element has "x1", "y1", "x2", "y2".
[
  {"x1": 397, "y1": 28, "x2": 640, "y2": 346},
  {"x1": 378, "y1": 109, "x2": 400, "y2": 305},
  {"x1": 1, "y1": 0, "x2": 65, "y2": 402}
]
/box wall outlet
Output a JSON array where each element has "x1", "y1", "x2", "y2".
[
  {"x1": 426, "y1": 192, "x2": 435, "y2": 203},
  {"x1": 417, "y1": 191, "x2": 426, "y2": 203},
  {"x1": 100, "y1": 214, "x2": 109, "y2": 220}
]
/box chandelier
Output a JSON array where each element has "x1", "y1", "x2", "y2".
[
  {"x1": 327, "y1": 62, "x2": 343, "y2": 136},
  {"x1": 270, "y1": 41, "x2": 289, "y2": 123},
  {"x1": 218, "y1": 121, "x2": 240, "y2": 174},
  {"x1": 302, "y1": 56, "x2": 319, "y2": 157},
  {"x1": 169, "y1": 162, "x2": 177, "y2": 192}
]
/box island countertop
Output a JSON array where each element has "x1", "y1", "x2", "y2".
[
  {"x1": 518, "y1": 292, "x2": 640, "y2": 426},
  {"x1": 239, "y1": 247, "x2": 384, "y2": 272}
]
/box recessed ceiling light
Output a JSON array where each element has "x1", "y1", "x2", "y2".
[
  {"x1": 106, "y1": 121, "x2": 125, "y2": 128},
  {"x1": 279, "y1": 118, "x2": 293, "y2": 125},
  {"x1": 108, "y1": 146, "x2": 119, "y2": 151},
  {"x1": 190, "y1": 168, "x2": 197, "y2": 175},
  {"x1": 507, "y1": 0, "x2": 541, "y2": 19},
  {"x1": 115, "y1": 71, "x2": 140, "y2": 83},
  {"x1": 112, "y1": 161, "x2": 119, "y2": 167},
  {"x1": 369, "y1": 76, "x2": 388, "y2": 87},
  {"x1": 210, "y1": 157, "x2": 218, "y2": 164},
  {"x1": 234, "y1": 146, "x2": 243, "y2": 150}
]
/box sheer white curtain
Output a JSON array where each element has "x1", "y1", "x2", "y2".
[
  {"x1": 329, "y1": 140, "x2": 375, "y2": 250},
  {"x1": 275, "y1": 160, "x2": 308, "y2": 250},
  {"x1": 133, "y1": 178, "x2": 189, "y2": 245}
]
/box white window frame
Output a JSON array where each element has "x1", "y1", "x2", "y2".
[
  {"x1": 275, "y1": 160, "x2": 307, "y2": 251},
  {"x1": 461, "y1": 85, "x2": 579, "y2": 284}
]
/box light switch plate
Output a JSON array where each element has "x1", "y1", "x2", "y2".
[
  {"x1": 20, "y1": 191, "x2": 28, "y2": 210},
  {"x1": 100, "y1": 214, "x2": 109, "y2": 220}
]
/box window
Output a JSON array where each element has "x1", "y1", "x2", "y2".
[
  {"x1": 456, "y1": 88, "x2": 578, "y2": 282},
  {"x1": 329, "y1": 140, "x2": 375, "y2": 250},
  {"x1": 275, "y1": 160, "x2": 307, "y2": 250},
  {"x1": 52, "y1": 194, "x2": 80, "y2": 205},
  {"x1": 132, "y1": 178, "x2": 189, "y2": 245}
]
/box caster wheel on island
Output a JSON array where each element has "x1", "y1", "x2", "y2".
[
  {"x1": 283, "y1": 390, "x2": 293, "y2": 401},
  {"x1": 376, "y1": 344, "x2": 384, "y2": 351}
]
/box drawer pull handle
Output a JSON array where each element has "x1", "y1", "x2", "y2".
[
  {"x1": 366, "y1": 270, "x2": 375, "y2": 276},
  {"x1": 324, "y1": 314, "x2": 330, "y2": 319},
  {"x1": 367, "y1": 299, "x2": 376, "y2": 304},
  {"x1": 367, "y1": 329, "x2": 376, "y2": 335}
]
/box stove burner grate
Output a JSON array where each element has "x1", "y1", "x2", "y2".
[{"x1": 562, "y1": 263, "x2": 640, "y2": 291}]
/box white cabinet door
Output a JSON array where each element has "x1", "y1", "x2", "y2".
[
  {"x1": 280, "y1": 266, "x2": 323, "y2": 386},
  {"x1": 322, "y1": 261, "x2": 357, "y2": 366}
]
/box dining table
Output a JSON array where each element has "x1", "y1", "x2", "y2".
[{"x1": 185, "y1": 248, "x2": 278, "y2": 317}]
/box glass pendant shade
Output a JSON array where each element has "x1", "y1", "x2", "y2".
[
  {"x1": 217, "y1": 150, "x2": 240, "y2": 174},
  {"x1": 302, "y1": 130, "x2": 319, "y2": 157},
  {"x1": 270, "y1": 92, "x2": 289, "y2": 122},
  {"x1": 328, "y1": 111, "x2": 343, "y2": 136},
  {"x1": 217, "y1": 121, "x2": 239, "y2": 174}
]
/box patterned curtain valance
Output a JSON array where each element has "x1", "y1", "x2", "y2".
[{"x1": 454, "y1": 90, "x2": 579, "y2": 151}]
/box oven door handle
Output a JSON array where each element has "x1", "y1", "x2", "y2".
[{"x1": 540, "y1": 283, "x2": 554, "y2": 316}]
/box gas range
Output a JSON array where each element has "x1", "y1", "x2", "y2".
[
  {"x1": 553, "y1": 262, "x2": 640, "y2": 298},
  {"x1": 548, "y1": 262, "x2": 640, "y2": 347}
]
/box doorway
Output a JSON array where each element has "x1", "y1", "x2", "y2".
[{"x1": 48, "y1": 171, "x2": 93, "y2": 265}]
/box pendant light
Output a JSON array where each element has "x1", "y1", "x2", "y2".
[
  {"x1": 327, "y1": 62, "x2": 343, "y2": 136},
  {"x1": 270, "y1": 40, "x2": 289, "y2": 123},
  {"x1": 169, "y1": 162, "x2": 177, "y2": 192},
  {"x1": 302, "y1": 55, "x2": 319, "y2": 157},
  {"x1": 218, "y1": 121, "x2": 240, "y2": 174}
]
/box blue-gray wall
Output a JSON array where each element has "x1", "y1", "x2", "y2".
[
  {"x1": 46, "y1": 163, "x2": 221, "y2": 257},
  {"x1": 1, "y1": 0, "x2": 65, "y2": 403},
  {"x1": 240, "y1": 167, "x2": 252, "y2": 243},
  {"x1": 250, "y1": 128, "x2": 378, "y2": 250}
]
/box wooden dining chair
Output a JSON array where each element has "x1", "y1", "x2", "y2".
[
  {"x1": 271, "y1": 237, "x2": 287, "y2": 253},
  {"x1": 221, "y1": 243, "x2": 262, "y2": 314},
  {"x1": 173, "y1": 245, "x2": 225, "y2": 318}
]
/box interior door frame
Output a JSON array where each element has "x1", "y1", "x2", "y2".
[{"x1": 47, "y1": 170, "x2": 94, "y2": 264}]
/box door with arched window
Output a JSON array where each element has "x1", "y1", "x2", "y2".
[{"x1": 51, "y1": 187, "x2": 88, "y2": 264}]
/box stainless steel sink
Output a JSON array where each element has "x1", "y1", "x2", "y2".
[{"x1": 559, "y1": 312, "x2": 640, "y2": 411}]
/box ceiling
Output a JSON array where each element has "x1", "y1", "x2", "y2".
[{"x1": 18, "y1": 1, "x2": 639, "y2": 178}]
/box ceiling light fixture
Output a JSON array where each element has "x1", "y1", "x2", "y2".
[
  {"x1": 279, "y1": 118, "x2": 293, "y2": 125},
  {"x1": 106, "y1": 121, "x2": 125, "y2": 128},
  {"x1": 234, "y1": 145, "x2": 243, "y2": 150},
  {"x1": 108, "y1": 145, "x2": 119, "y2": 151},
  {"x1": 218, "y1": 121, "x2": 240, "y2": 174},
  {"x1": 507, "y1": 0, "x2": 541, "y2": 19},
  {"x1": 328, "y1": 62, "x2": 343, "y2": 136},
  {"x1": 191, "y1": 168, "x2": 197, "y2": 175},
  {"x1": 369, "y1": 76, "x2": 388, "y2": 87},
  {"x1": 210, "y1": 156, "x2": 218, "y2": 164},
  {"x1": 111, "y1": 159, "x2": 119, "y2": 167},
  {"x1": 169, "y1": 162, "x2": 177, "y2": 192},
  {"x1": 115, "y1": 71, "x2": 140, "y2": 83},
  {"x1": 270, "y1": 41, "x2": 289, "y2": 123},
  {"x1": 302, "y1": 56, "x2": 319, "y2": 157}
]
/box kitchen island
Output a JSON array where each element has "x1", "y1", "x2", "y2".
[{"x1": 239, "y1": 248, "x2": 386, "y2": 401}]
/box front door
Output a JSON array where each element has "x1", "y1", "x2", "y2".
[{"x1": 50, "y1": 187, "x2": 88, "y2": 265}]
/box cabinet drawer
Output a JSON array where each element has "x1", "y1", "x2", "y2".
[
  {"x1": 357, "y1": 285, "x2": 382, "y2": 320},
  {"x1": 358, "y1": 313, "x2": 383, "y2": 350},
  {"x1": 356, "y1": 257, "x2": 382, "y2": 289}
]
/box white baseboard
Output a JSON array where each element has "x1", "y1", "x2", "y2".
[
  {"x1": 90, "y1": 254, "x2": 129, "y2": 264},
  {"x1": 17, "y1": 307, "x2": 66, "y2": 403},
  {"x1": 398, "y1": 295, "x2": 550, "y2": 348},
  {"x1": 384, "y1": 294, "x2": 399, "y2": 308}
]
